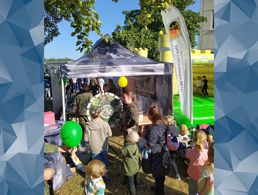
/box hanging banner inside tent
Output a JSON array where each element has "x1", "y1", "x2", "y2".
[{"x1": 161, "y1": 5, "x2": 193, "y2": 122}]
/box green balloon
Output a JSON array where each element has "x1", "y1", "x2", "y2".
[{"x1": 61, "y1": 121, "x2": 83, "y2": 148}]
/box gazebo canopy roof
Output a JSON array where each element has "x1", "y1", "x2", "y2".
[{"x1": 61, "y1": 36, "x2": 172, "y2": 78}]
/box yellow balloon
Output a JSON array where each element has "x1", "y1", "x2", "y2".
[{"x1": 118, "y1": 76, "x2": 128, "y2": 88}]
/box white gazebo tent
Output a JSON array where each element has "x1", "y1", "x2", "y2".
[{"x1": 60, "y1": 36, "x2": 173, "y2": 121}]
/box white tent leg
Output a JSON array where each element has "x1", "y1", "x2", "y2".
[{"x1": 61, "y1": 78, "x2": 66, "y2": 121}]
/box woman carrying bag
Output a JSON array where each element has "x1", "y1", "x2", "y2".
[{"x1": 146, "y1": 105, "x2": 168, "y2": 195}]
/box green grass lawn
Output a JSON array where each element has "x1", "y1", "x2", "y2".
[{"x1": 173, "y1": 95, "x2": 214, "y2": 127}]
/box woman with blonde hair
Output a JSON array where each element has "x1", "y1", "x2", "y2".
[
  {"x1": 186, "y1": 130, "x2": 208, "y2": 195},
  {"x1": 198, "y1": 142, "x2": 214, "y2": 195}
]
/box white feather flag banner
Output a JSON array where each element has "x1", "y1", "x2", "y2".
[{"x1": 161, "y1": 5, "x2": 193, "y2": 122}]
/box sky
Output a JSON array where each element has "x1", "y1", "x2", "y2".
[{"x1": 45, "y1": 0, "x2": 200, "y2": 60}]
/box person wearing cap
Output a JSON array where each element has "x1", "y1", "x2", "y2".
[
  {"x1": 121, "y1": 131, "x2": 141, "y2": 195},
  {"x1": 85, "y1": 106, "x2": 112, "y2": 171}
]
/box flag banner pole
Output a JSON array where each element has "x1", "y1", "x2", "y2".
[{"x1": 161, "y1": 5, "x2": 193, "y2": 123}]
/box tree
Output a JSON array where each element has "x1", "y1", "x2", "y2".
[
  {"x1": 112, "y1": 0, "x2": 206, "y2": 60},
  {"x1": 45, "y1": 0, "x2": 117, "y2": 53},
  {"x1": 44, "y1": 58, "x2": 74, "y2": 63}
]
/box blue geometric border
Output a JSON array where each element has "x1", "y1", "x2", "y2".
[
  {"x1": 215, "y1": 0, "x2": 258, "y2": 194},
  {"x1": 0, "y1": 0, "x2": 44, "y2": 194}
]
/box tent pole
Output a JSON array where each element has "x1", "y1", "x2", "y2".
[{"x1": 61, "y1": 78, "x2": 66, "y2": 121}]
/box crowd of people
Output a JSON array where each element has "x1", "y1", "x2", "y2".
[
  {"x1": 65, "y1": 78, "x2": 118, "y2": 97},
  {"x1": 44, "y1": 77, "x2": 214, "y2": 195}
]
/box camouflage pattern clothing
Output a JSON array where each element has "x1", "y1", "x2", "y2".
[
  {"x1": 44, "y1": 181, "x2": 50, "y2": 195},
  {"x1": 121, "y1": 102, "x2": 139, "y2": 133},
  {"x1": 73, "y1": 91, "x2": 93, "y2": 130},
  {"x1": 44, "y1": 143, "x2": 59, "y2": 153}
]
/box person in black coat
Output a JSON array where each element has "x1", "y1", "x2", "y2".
[
  {"x1": 146, "y1": 105, "x2": 167, "y2": 195},
  {"x1": 164, "y1": 115, "x2": 181, "y2": 180},
  {"x1": 202, "y1": 76, "x2": 209, "y2": 96}
]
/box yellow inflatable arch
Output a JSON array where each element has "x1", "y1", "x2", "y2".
[{"x1": 158, "y1": 31, "x2": 214, "y2": 97}]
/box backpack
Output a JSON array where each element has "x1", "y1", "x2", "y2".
[{"x1": 166, "y1": 133, "x2": 179, "y2": 151}]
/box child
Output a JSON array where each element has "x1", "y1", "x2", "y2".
[
  {"x1": 196, "y1": 124, "x2": 214, "y2": 145},
  {"x1": 178, "y1": 124, "x2": 191, "y2": 147},
  {"x1": 70, "y1": 147, "x2": 85, "y2": 173},
  {"x1": 198, "y1": 142, "x2": 214, "y2": 195},
  {"x1": 121, "y1": 131, "x2": 141, "y2": 195},
  {"x1": 164, "y1": 115, "x2": 178, "y2": 137},
  {"x1": 186, "y1": 130, "x2": 208, "y2": 195},
  {"x1": 164, "y1": 115, "x2": 181, "y2": 180},
  {"x1": 85, "y1": 160, "x2": 106, "y2": 195}
]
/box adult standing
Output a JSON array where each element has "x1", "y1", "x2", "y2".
[
  {"x1": 98, "y1": 77, "x2": 105, "y2": 93},
  {"x1": 120, "y1": 91, "x2": 139, "y2": 186},
  {"x1": 72, "y1": 78, "x2": 78, "y2": 93},
  {"x1": 121, "y1": 91, "x2": 139, "y2": 142},
  {"x1": 90, "y1": 78, "x2": 100, "y2": 96},
  {"x1": 202, "y1": 76, "x2": 209, "y2": 96},
  {"x1": 147, "y1": 105, "x2": 167, "y2": 195},
  {"x1": 77, "y1": 78, "x2": 83, "y2": 91},
  {"x1": 72, "y1": 84, "x2": 93, "y2": 135},
  {"x1": 85, "y1": 107, "x2": 112, "y2": 170},
  {"x1": 164, "y1": 115, "x2": 181, "y2": 180},
  {"x1": 44, "y1": 75, "x2": 51, "y2": 100},
  {"x1": 108, "y1": 79, "x2": 118, "y2": 95}
]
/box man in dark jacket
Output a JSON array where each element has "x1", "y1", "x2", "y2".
[
  {"x1": 121, "y1": 91, "x2": 139, "y2": 141},
  {"x1": 72, "y1": 84, "x2": 93, "y2": 133},
  {"x1": 202, "y1": 76, "x2": 209, "y2": 96}
]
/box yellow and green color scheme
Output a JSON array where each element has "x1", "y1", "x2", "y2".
[{"x1": 158, "y1": 31, "x2": 214, "y2": 127}]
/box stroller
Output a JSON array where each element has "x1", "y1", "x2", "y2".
[
  {"x1": 177, "y1": 140, "x2": 195, "y2": 166},
  {"x1": 177, "y1": 128, "x2": 196, "y2": 166}
]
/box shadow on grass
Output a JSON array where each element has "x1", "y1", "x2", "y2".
[
  {"x1": 107, "y1": 137, "x2": 189, "y2": 195},
  {"x1": 55, "y1": 135, "x2": 189, "y2": 195}
]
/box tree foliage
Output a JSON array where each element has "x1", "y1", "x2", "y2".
[
  {"x1": 45, "y1": 0, "x2": 104, "y2": 53},
  {"x1": 45, "y1": 0, "x2": 205, "y2": 57},
  {"x1": 44, "y1": 58, "x2": 74, "y2": 63},
  {"x1": 113, "y1": 0, "x2": 206, "y2": 60}
]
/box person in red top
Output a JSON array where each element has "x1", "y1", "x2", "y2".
[{"x1": 186, "y1": 130, "x2": 208, "y2": 195}]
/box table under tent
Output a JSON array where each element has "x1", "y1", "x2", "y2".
[{"x1": 59, "y1": 36, "x2": 173, "y2": 123}]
